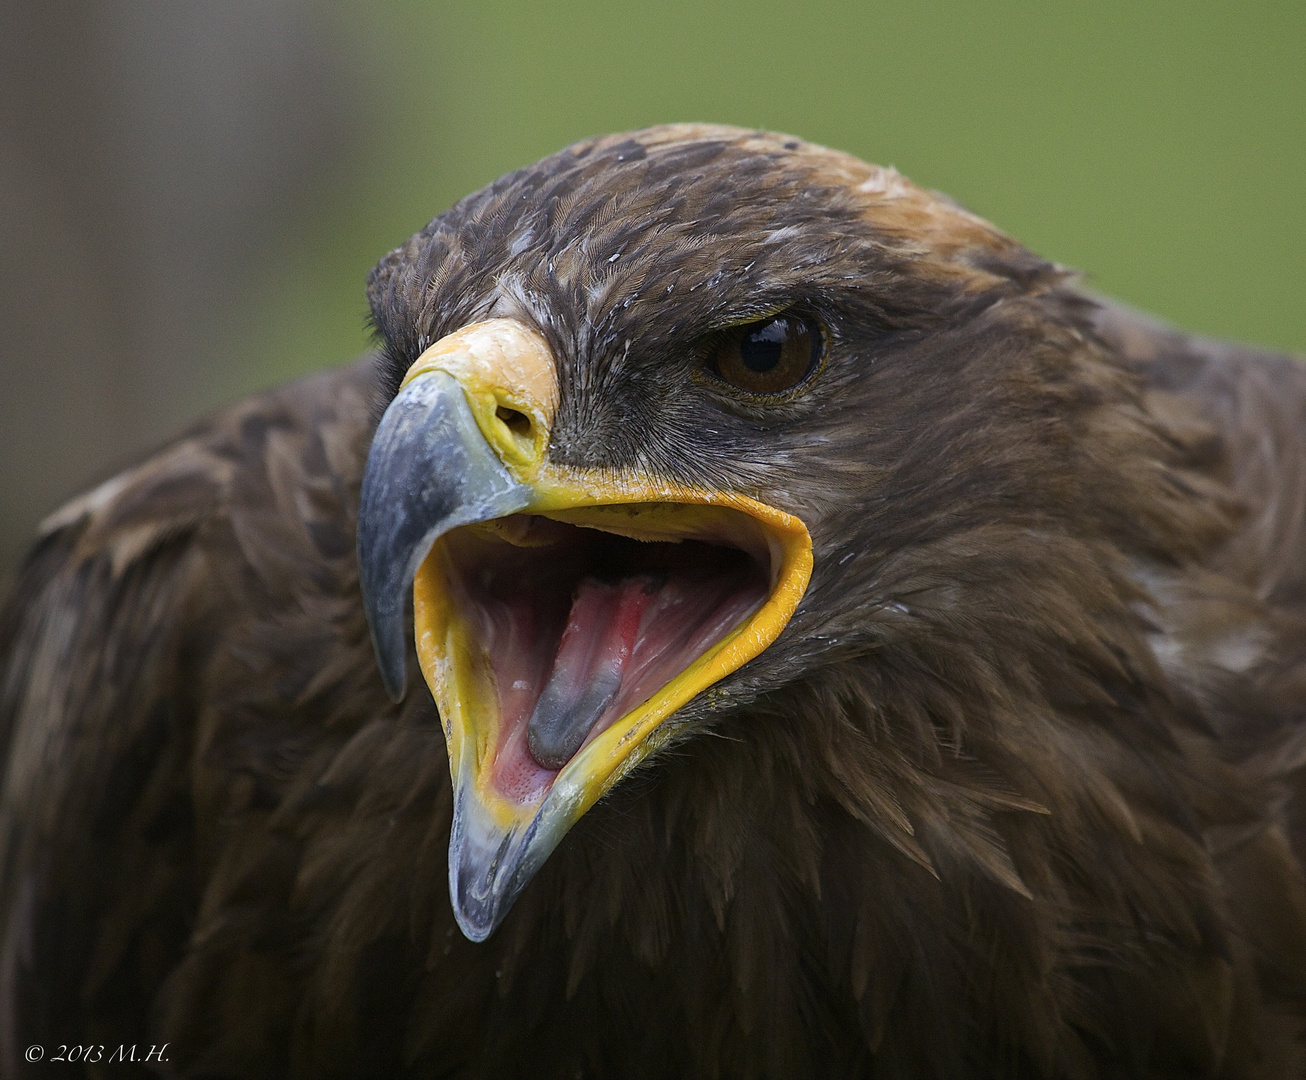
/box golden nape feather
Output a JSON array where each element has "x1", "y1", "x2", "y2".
[{"x1": 3, "y1": 125, "x2": 1306, "y2": 1078}]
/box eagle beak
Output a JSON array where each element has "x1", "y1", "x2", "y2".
[{"x1": 359, "y1": 318, "x2": 812, "y2": 941}]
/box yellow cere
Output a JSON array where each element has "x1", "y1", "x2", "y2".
[{"x1": 400, "y1": 319, "x2": 558, "y2": 476}]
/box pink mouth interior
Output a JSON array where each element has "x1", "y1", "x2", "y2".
[{"x1": 440, "y1": 514, "x2": 770, "y2": 807}]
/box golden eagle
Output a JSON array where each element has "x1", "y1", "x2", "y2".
[{"x1": 3, "y1": 125, "x2": 1306, "y2": 1078}]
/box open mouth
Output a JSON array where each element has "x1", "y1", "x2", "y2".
[
  {"x1": 358, "y1": 317, "x2": 815, "y2": 938},
  {"x1": 409, "y1": 493, "x2": 811, "y2": 939},
  {"x1": 418, "y1": 503, "x2": 778, "y2": 812}
]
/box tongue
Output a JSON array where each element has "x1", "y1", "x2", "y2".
[{"x1": 526, "y1": 575, "x2": 658, "y2": 770}]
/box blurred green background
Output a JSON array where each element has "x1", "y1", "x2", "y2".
[
  {"x1": 1, "y1": 0, "x2": 1302, "y2": 573},
  {"x1": 245, "y1": 0, "x2": 1304, "y2": 394}
]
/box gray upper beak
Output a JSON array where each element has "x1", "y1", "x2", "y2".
[{"x1": 357, "y1": 370, "x2": 531, "y2": 700}]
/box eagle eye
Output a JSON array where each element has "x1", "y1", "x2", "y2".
[{"x1": 708, "y1": 314, "x2": 824, "y2": 397}]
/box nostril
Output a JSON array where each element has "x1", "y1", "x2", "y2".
[{"x1": 496, "y1": 406, "x2": 531, "y2": 437}]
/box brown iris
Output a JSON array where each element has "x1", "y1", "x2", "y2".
[{"x1": 708, "y1": 314, "x2": 824, "y2": 397}]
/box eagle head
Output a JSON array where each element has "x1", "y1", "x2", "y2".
[{"x1": 356, "y1": 124, "x2": 1207, "y2": 943}]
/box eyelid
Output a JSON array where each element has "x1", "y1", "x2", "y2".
[{"x1": 713, "y1": 304, "x2": 797, "y2": 334}]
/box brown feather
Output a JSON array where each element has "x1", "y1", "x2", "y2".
[{"x1": 3, "y1": 125, "x2": 1306, "y2": 1078}]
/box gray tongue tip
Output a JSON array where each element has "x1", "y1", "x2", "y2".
[
  {"x1": 526, "y1": 670, "x2": 623, "y2": 770},
  {"x1": 523, "y1": 573, "x2": 661, "y2": 770}
]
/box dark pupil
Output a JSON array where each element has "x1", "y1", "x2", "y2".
[{"x1": 738, "y1": 318, "x2": 789, "y2": 373}]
